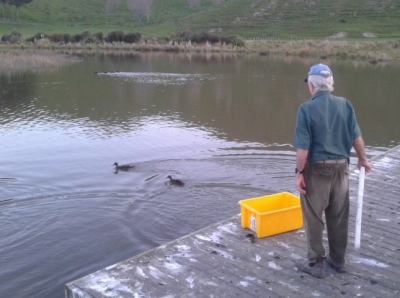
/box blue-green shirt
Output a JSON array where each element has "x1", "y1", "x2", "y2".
[{"x1": 293, "y1": 91, "x2": 361, "y2": 162}]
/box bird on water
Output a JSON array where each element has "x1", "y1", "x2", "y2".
[
  {"x1": 113, "y1": 162, "x2": 134, "y2": 171},
  {"x1": 166, "y1": 175, "x2": 184, "y2": 186}
]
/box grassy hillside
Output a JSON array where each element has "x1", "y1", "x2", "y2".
[{"x1": 1, "y1": 0, "x2": 400, "y2": 39}]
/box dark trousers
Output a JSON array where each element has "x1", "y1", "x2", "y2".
[{"x1": 300, "y1": 162, "x2": 349, "y2": 266}]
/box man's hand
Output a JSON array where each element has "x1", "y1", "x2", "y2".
[
  {"x1": 295, "y1": 148, "x2": 308, "y2": 195},
  {"x1": 296, "y1": 174, "x2": 307, "y2": 194},
  {"x1": 353, "y1": 137, "x2": 372, "y2": 174},
  {"x1": 358, "y1": 159, "x2": 372, "y2": 174}
]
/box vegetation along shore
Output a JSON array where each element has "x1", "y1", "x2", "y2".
[
  {"x1": 1, "y1": 0, "x2": 400, "y2": 71},
  {"x1": 1, "y1": 29, "x2": 399, "y2": 74}
]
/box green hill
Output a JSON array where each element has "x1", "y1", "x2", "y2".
[{"x1": 1, "y1": 0, "x2": 400, "y2": 39}]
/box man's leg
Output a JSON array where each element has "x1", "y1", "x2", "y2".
[
  {"x1": 300, "y1": 163, "x2": 333, "y2": 262},
  {"x1": 325, "y1": 163, "x2": 349, "y2": 268}
]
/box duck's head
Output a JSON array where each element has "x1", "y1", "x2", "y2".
[{"x1": 113, "y1": 162, "x2": 118, "y2": 167}]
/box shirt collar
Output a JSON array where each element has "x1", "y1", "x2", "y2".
[{"x1": 310, "y1": 91, "x2": 330, "y2": 101}]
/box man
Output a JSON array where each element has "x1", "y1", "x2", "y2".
[{"x1": 293, "y1": 63, "x2": 372, "y2": 278}]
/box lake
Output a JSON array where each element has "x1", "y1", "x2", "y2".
[{"x1": 1, "y1": 52, "x2": 399, "y2": 298}]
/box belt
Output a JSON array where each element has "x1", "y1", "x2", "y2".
[{"x1": 315, "y1": 159, "x2": 347, "y2": 164}]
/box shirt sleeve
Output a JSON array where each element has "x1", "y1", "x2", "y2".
[{"x1": 293, "y1": 105, "x2": 311, "y2": 150}]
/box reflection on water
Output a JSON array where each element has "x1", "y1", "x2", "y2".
[
  {"x1": 0, "y1": 72, "x2": 37, "y2": 122},
  {"x1": 1, "y1": 52, "x2": 400, "y2": 298},
  {"x1": 95, "y1": 71, "x2": 217, "y2": 85}
]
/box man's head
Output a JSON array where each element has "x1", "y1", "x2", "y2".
[{"x1": 305, "y1": 63, "x2": 334, "y2": 94}]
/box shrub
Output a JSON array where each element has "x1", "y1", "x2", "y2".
[
  {"x1": 191, "y1": 32, "x2": 220, "y2": 44},
  {"x1": 93, "y1": 32, "x2": 104, "y2": 42},
  {"x1": 156, "y1": 36, "x2": 171, "y2": 44},
  {"x1": 71, "y1": 33, "x2": 84, "y2": 43},
  {"x1": 36, "y1": 38, "x2": 52, "y2": 47},
  {"x1": 124, "y1": 32, "x2": 141, "y2": 43},
  {"x1": 231, "y1": 36, "x2": 245, "y2": 47},
  {"x1": 220, "y1": 35, "x2": 235, "y2": 44},
  {"x1": 49, "y1": 34, "x2": 63, "y2": 43},
  {"x1": 84, "y1": 36, "x2": 96, "y2": 44},
  {"x1": 1, "y1": 34, "x2": 10, "y2": 42},
  {"x1": 84, "y1": 35, "x2": 99, "y2": 44},
  {"x1": 49, "y1": 33, "x2": 72, "y2": 44},
  {"x1": 62, "y1": 33, "x2": 72, "y2": 43},
  {"x1": 178, "y1": 30, "x2": 192, "y2": 42},
  {"x1": 11, "y1": 30, "x2": 21, "y2": 38},
  {"x1": 81, "y1": 31, "x2": 91, "y2": 39},
  {"x1": 219, "y1": 35, "x2": 245, "y2": 47},
  {"x1": 26, "y1": 33, "x2": 49, "y2": 43},
  {"x1": 105, "y1": 30, "x2": 125, "y2": 43},
  {"x1": 69, "y1": 31, "x2": 87, "y2": 43},
  {"x1": 1, "y1": 31, "x2": 22, "y2": 43}
]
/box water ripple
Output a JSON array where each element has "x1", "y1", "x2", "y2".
[{"x1": 96, "y1": 72, "x2": 219, "y2": 85}]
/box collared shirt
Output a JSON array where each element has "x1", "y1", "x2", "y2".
[{"x1": 293, "y1": 91, "x2": 361, "y2": 162}]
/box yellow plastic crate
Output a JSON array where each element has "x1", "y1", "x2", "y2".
[{"x1": 238, "y1": 192, "x2": 303, "y2": 238}]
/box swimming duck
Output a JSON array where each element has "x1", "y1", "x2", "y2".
[
  {"x1": 113, "y1": 162, "x2": 134, "y2": 171},
  {"x1": 166, "y1": 175, "x2": 184, "y2": 187}
]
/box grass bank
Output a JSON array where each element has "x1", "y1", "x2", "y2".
[
  {"x1": 5, "y1": 0, "x2": 400, "y2": 40},
  {"x1": 245, "y1": 39, "x2": 400, "y2": 63}
]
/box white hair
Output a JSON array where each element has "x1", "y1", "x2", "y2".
[{"x1": 308, "y1": 74, "x2": 334, "y2": 92}]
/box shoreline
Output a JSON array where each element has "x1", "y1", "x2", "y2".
[{"x1": 1, "y1": 38, "x2": 399, "y2": 72}]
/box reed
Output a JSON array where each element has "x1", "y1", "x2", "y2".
[
  {"x1": 26, "y1": 39, "x2": 241, "y2": 54},
  {"x1": 0, "y1": 49, "x2": 81, "y2": 72}
]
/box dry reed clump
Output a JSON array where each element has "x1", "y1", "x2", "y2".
[
  {"x1": 0, "y1": 50, "x2": 81, "y2": 72},
  {"x1": 89, "y1": 40, "x2": 238, "y2": 53}
]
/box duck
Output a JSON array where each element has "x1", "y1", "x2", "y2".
[
  {"x1": 113, "y1": 162, "x2": 134, "y2": 171},
  {"x1": 166, "y1": 175, "x2": 184, "y2": 187}
]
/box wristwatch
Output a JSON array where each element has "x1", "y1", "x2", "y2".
[{"x1": 295, "y1": 168, "x2": 305, "y2": 174}]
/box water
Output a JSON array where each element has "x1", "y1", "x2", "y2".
[{"x1": 1, "y1": 52, "x2": 399, "y2": 298}]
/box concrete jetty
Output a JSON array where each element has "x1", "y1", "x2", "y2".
[{"x1": 66, "y1": 146, "x2": 400, "y2": 298}]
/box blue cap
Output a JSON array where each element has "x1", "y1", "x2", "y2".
[{"x1": 304, "y1": 63, "x2": 333, "y2": 82}]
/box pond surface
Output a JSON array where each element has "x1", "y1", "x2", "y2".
[{"x1": 1, "y1": 52, "x2": 399, "y2": 298}]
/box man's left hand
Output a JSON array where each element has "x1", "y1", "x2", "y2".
[{"x1": 296, "y1": 174, "x2": 306, "y2": 194}]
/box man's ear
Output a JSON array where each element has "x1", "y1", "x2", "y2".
[{"x1": 308, "y1": 82, "x2": 315, "y2": 95}]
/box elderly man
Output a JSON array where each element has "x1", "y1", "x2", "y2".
[{"x1": 293, "y1": 63, "x2": 372, "y2": 278}]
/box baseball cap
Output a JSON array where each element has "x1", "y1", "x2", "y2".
[{"x1": 304, "y1": 63, "x2": 333, "y2": 82}]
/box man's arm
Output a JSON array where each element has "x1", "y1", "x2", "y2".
[
  {"x1": 295, "y1": 148, "x2": 308, "y2": 194},
  {"x1": 353, "y1": 136, "x2": 372, "y2": 173}
]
